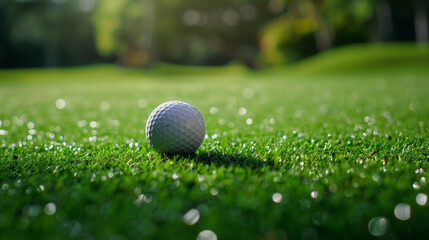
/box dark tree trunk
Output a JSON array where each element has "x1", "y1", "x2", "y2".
[
  {"x1": 143, "y1": 0, "x2": 155, "y2": 66},
  {"x1": 373, "y1": 1, "x2": 393, "y2": 42},
  {"x1": 44, "y1": 42, "x2": 58, "y2": 67},
  {"x1": 415, "y1": 1, "x2": 428, "y2": 43}
]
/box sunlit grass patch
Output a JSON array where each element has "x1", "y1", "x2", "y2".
[{"x1": 1, "y1": 46, "x2": 429, "y2": 239}]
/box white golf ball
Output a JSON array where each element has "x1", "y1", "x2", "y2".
[{"x1": 146, "y1": 101, "x2": 205, "y2": 155}]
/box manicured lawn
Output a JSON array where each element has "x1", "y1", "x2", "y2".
[{"x1": 0, "y1": 44, "x2": 428, "y2": 240}]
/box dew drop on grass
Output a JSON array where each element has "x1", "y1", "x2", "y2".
[
  {"x1": 416, "y1": 193, "x2": 427, "y2": 206},
  {"x1": 15, "y1": 179, "x2": 22, "y2": 188},
  {"x1": 272, "y1": 193, "x2": 282, "y2": 203},
  {"x1": 242, "y1": 88, "x2": 254, "y2": 99},
  {"x1": 135, "y1": 194, "x2": 151, "y2": 205},
  {"x1": 210, "y1": 107, "x2": 218, "y2": 114},
  {"x1": 372, "y1": 174, "x2": 381, "y2": 182},
  {"x1": 368, "y1": 217, "x2": 388, "y2": 237},
  {"x1": 394, "y1": 203, "x2": 410, "y2": 221},
  {"x1": 110, "y1": 119, "x2": 120, "y2": 127},
  {"x1": 12, "y1": 116, "x2": 23, "y2": 126},
  {"x1": 77, "y1": 120, "x2": 87, "y2": 128},
  {"x1": 198, "y1": 175, "x2": 205, "y2": 182},
  {"x1": 238, "y1": 107, "x2": 247, "y2": 116},
  {"x1": 28, "y1": 205, "x2": 41, "y2": 217},
  {"x1": 197, "y1": 230, "x2": 217, "y2": 240},
  {"x1": 183, "y1": 208, "x2": 200, "y2": 225},
  {"x1": 55, "y1": 99, "x2": 66, "y2": 109},
  {"x1": 27, "y1": 122, "x2": 34, "y2": 129},
  {"x1": 44, "y1": 203, "x2": 56, "y2": 216},
  {"x1": 200, "y1": 183, "x2": 208, "y2": 191},
  {"x1": 344, "y1": 190, "x2": 353, "y2": 198},
  {"x1": 134, "y1": 187, "x2": 142, "y2": 195},
  {"x1": 409, "y1": 103, "x2": 416, "y2": 111},
  {"x1": 210, "y1": 188, "x2": 219, "y2": 196},
  {"x1": 310, "y1": 191, "x2": 318, "y2": 199},
  {"x1": 89, "y1": 121, "x2": 98, "y2": 128},
  {"x1": 420, "y1": 177, "x2": 426, "y2": 186},
  {"x1": 100, "y1": 102, "x2": 110, "y2": 111},
  {"x1": 138, "y1": 98, "x2": 148, "y2": 108}
]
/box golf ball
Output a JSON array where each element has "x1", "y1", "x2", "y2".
[{"x1": 146, "y1": 101, "x2": 205, "y2": 155}]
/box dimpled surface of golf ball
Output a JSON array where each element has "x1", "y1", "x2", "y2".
[{"x1": 146, "y1": 101, "x2": 205, "y2": 155}]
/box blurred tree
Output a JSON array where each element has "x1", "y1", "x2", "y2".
[
  {"x1": 373, "y1": 0, "x2": 393, "y2": 42},
  {"x1": 157, "y1": 0, "x2": 270, "y2": 67},
  {"x1": 92, "y1": 0, "x2": 273, "y2": 67},
  {"x1": 1, "y1": 0, "x2": 426, "y2": 68},
  {"x1": 371, "y1": 0, "x2": 429, "y2": 43},
  {"x1": 259, "y1": 0, "x2": 317, "y2": 65},
  {"x1": 410, "y1": 0, "x2": 428, "y2": 43},
  {"x1": 92, "y1": 0, "x2": 154, "y2": 67},
  {"x1": 0, "y1": 0, "x2": 99, "y2": 68},
  {"x1": 259, "y1": 0, "x2": 375, "y2": 65}
]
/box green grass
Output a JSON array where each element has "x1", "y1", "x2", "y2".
[
  {"x1": 1, "y1": 44, "x2": 429, "y2": 240},
  {"x1": 275, "y1": 43, "x2": 429, "y2": 75}
]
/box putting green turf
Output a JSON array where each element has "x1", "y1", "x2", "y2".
[{"x1": 0, "y1": 44, "x2": 428, "y2": 240}]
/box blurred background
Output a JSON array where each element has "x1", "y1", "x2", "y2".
[{"x1": 0, "y1": 0, "x2": 428, "y2": 69}]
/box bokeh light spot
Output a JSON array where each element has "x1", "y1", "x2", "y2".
[
  {"x1": 100, "y1": 101, "x2": 110, "y2": 111},
  {"x1": 138, "y1": 99, "x2": 148, "y2": 108},
  {"x1": 394, "y1": 203, "x2": 410, "y2": 221},
  {"x1": 238, "y1": 107, "x2": 247, "y2": 116},
  {"x1": 368, "y1": 217, "x2": 388, "y2": 237},
  {"x1": 416, "y1": 193, "x2": 427, "y2": 206},
  {"x1": 222, "y1": 9, "x2": 239, "y2": 26},
  {"x1": 210, "y1": 107, "x2": 218, "y2": 115},
  {"x1": 242, "y1": 88, "x2": 254, "y2": 99},
  {"x1": 55, "y1": 99, "x2": 66, "y2": 109},
  {"x1": 183, "y1": 208, "x2": 200, "y2": 225},
  {"x1": 197, "y1": 230, "x2": 217, "y2": 240},
  {"x1": 183, "y1": 10, "x2": 201, "y2": 26},
  {"x1": 272, "y1": 192, "x2": 282, "y2": 203},
  {"x1": 44, "y1": 203, "x2": 56, "y2": 216}
]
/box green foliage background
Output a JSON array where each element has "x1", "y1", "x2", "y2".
[{"x1": 0, "y1": 0, "x2": 427, "y2": 68}]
